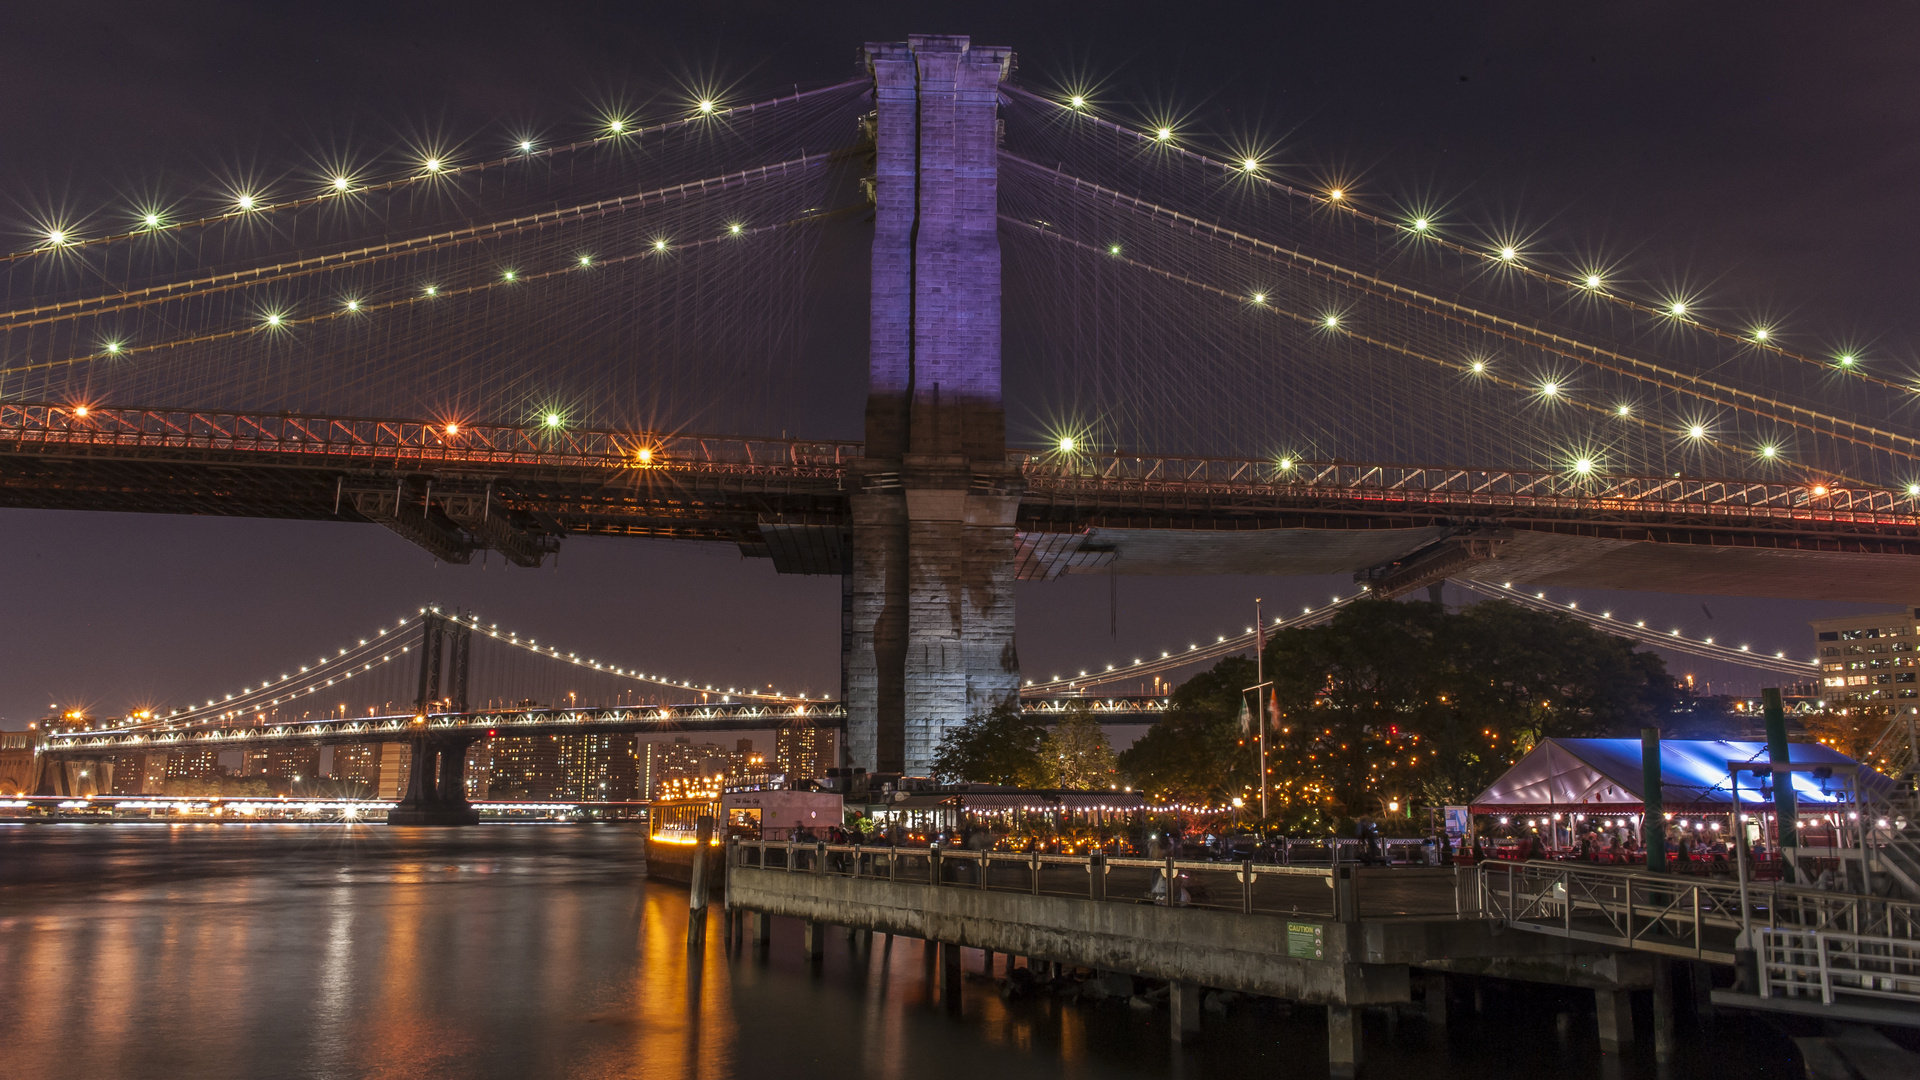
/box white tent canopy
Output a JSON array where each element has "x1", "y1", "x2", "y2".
[{"x1": 1471, "y1": 738, "x2": 1880, "y2": 812}]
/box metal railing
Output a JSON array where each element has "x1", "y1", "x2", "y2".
[
  {"x1": 12, "y1": 403, "x2": 1918, "y2": 529},
  {"x1": 41, "y1": 702, "x2": 849, "y2": 755},
  {"x1": 1015, "y1": 450, "x2": 1920, "y2": 524},
  {"x1": 0, "y1": 402, "x2": 862, "y2": 476},
  {"x1": 1479, "y1": 859, "x2": 1920, "y2": 966},
  {"x1": 730, "y1": 839, "x2": 1468, "y2": 921},
  {"x1": 1758, "y1": 926, "x2": 1920, "y2": 1007}
]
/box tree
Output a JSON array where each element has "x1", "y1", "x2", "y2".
[
  {"x1": 931, "y1": 703, "x2": 1048, "y2": 786},
  {"x1": 1266, "y1": 599, "x2": 1450, "y2": 817},
  {"x1": 1118, "y1": 656, "x2": 1257, "y2": 806},
  {"x1": 1040, "y1": 703, "x2": 1119, "y2": 789}
]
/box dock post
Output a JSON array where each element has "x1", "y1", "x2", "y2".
[
  {"x1": 940, "y1": 942, "x2": 963, "y2": 1003},
  {"x1": 686, "y1": 815, "x2": 714, "y2": 945},
  {"x1": 1170, "y1": 981, "x2": 1200, "y2": 1044},
  {"x1": 803, "y1": 920, "x2": 826, "y2": 959},
  {"x1": 1652, "y1": 959, "x2": 1676, "y2": 1062},
  {"x1": 1423, "y1": 971, "x2": 1448, "y2": 1033},
  {"x1": 1328, "y1": 1003, "x2": 1363, "y2": 1077},
  {"x1": 1689, "y1": 961, "x2": 1716, "y2": 1028},
  {"x1": 1595, "y1": 988, "x2": 1633, "y2": 1053},
  {"x1": 752, "y1": 910, "x2": 772, "y2": 950}
]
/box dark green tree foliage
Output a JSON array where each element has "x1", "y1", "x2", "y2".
[
  {"x1": 931, "y1": 703, "x2": 1049, "y2": 786},
  {"x1": 1042, "y1": 702, "x2": 1120, "y2": 789},
  {"x1": 1124, "y1": 599, "x2": 1680, "y2": 818},
  {"x1": 1117, "y1": 656, "x2": 1257, "y2": 805}
]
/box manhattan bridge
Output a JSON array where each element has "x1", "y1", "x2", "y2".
[{"x1": 11, "y1": 36, "x2": 1915, "y2": 817}]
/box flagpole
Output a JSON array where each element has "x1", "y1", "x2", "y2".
[{"x1": 1256, "y1": 597, "x2": 1267, "y2": 822}]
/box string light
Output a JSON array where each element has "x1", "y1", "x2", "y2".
[
  {"x1": 1023, "y1": 590, "x2": 1369, "y2": 695},
  {"x1": 1466, "y1": 581, "x2": 1810, "y2": 671},
  {"x1": 7, "y1": 85, "x2": 856, "y2": 263}
]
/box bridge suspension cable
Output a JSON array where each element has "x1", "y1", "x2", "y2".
[
  {"x1": 92, "y1": 605, "x2": 811, "y2": 737},
  {"x1": 1023, "y1": 577, "x2": 1814, "y2": 698},
  {"x1": 997, "y1": 82, "x2": 1920, "y2": 492},
  {"x1": 1002, "y1": 83, "x2": 1904, "y2": 395},
  {"x1": 4, "y1": 79, "x2": 867, "y2": 262},
  {"x1": 1447, "y1": 580, "x2": 1817, "y2": 677},
  {"x1": 1001, "y1": 155, "x2": 1920, "y2": 458}
]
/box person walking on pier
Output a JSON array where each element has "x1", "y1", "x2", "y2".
[{"x1": 1356, "y1": 815, "x2": 1383, "y2": 866}]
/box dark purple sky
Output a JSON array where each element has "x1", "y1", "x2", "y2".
[{"x1": 3, "y1": 2, "x2": 1913, "y2": 725}]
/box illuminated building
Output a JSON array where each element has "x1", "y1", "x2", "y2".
[
  {"x1": 333, "y1": 743, "x2": 381, "y2": 793},
  {"x1": 464, "y1": 741, "x2": 492, "y2": 800},
  {"x1": 0, "y1": 731, "x2": 41, "y2": 795},
  {"x1": 556, "y1": 733, "x2": 636, "y2": 801},
  {"x1": 266, "y1": 747, "x2": 322, "y2": 788},
  {"x1": 489, "y1": 735, "x2": 564, "y2": 800},
  {"x1": 775, "y1": 725, "x2": 834, "y2": 784},
  {"x1": 137, "y1": 751, "x2": 169, "y2": 794},
  {"x1": 165, "y1": 747, "x2": 221, "y2": 783},
  {"x1": 1812, "y1": 610, "x2": 1920, "y2": 750},
  {"x1": 639, "y1": 737, "x2": 729, "y2": 800}
]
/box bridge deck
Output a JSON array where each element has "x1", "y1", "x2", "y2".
[{"x1": 8, "y1": 402, "x2": 1920, "y2": 597}]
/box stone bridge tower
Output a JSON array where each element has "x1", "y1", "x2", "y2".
[{"x1": 848, "y1": 36, "x2": 1020, "y2": 775}]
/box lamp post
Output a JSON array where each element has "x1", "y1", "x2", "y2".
[{"x1": 1256, "y1": 598, "x2": 1266, "y2": 822}]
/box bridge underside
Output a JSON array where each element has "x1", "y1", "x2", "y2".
[
  {"x1": 7, "y1": 438, "x2": 1919, "y2": 603},
  {"x1": 1019, "y1": 524, "x2": 1920, "y2": 603}
]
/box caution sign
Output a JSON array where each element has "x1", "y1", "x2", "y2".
[{"x1": 1286, "y1": 921, "x2": 1324, "y2": 960}]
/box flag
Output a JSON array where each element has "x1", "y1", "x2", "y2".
[
  {"x1": 1268, "y1": 688, "x2": 1280, "y2": 734},
  {"x1": 1237, "y1": 695, "x2": 1251, "y2": 736}
]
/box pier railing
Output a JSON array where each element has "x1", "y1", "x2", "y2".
[
  {"x1": 1478, "y1": 859, "x2": 1920, "y2": 970},
  {"x1": 730, "y1": 840, "x2": 1466, "y2": 920}
]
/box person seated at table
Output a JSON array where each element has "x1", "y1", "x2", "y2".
[{"x1": 1606, "y1": 834, "x2": 1625, "y2": 861}]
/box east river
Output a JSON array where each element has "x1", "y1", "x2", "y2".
[{"x1": 0, "y1": 824, "x2": 1805, "y2": 1079}]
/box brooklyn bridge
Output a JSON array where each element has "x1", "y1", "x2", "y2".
[{"x1": 4, "y1": 34, "x2": 1911, "y2": 805}]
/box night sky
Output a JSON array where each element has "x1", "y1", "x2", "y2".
[{"x1": 3, "y1": 2, "x2": 1913, "y2": 727}]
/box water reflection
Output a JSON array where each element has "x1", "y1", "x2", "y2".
[{"x1": 0, "y1": 824, "x2": 1795, "y2": 1080}]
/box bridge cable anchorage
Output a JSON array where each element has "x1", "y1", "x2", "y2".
[
  {"x1": 999, "y1": 82, "x2": 1896, "y2": 393},
  {"x1": 1, "y1": 78, "x2": 869, "y2": 263},
  {"x1": 1450, "y1": 580, "x2": 1817, "y2": 676},
  {"x1": 996, "y1": 174, "x2": 1920, "y2": 467}
]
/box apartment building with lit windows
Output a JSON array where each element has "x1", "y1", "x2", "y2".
[{"x1": 1812, "y1": 610, "x2": 1920, "y2": 722}]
